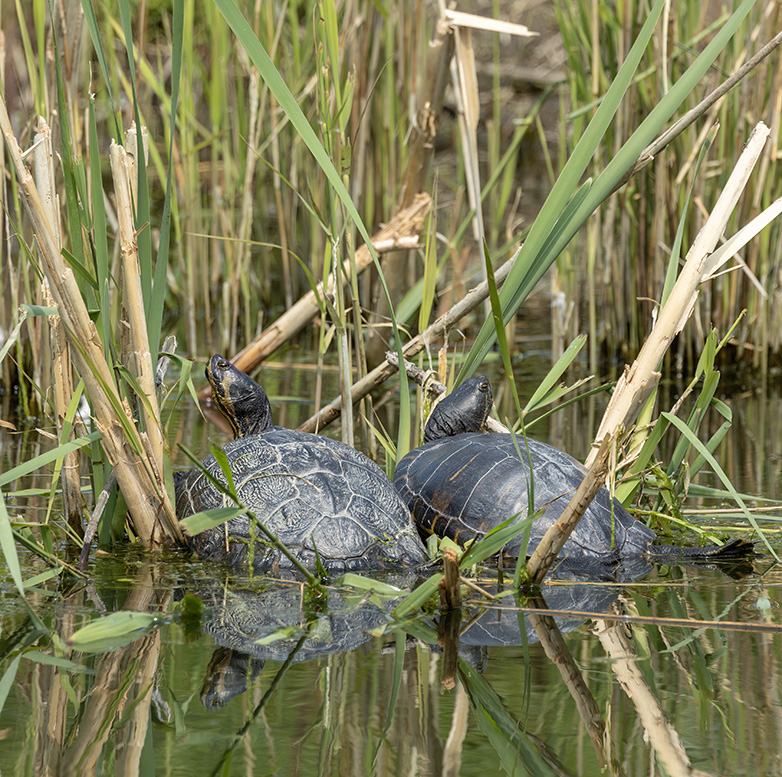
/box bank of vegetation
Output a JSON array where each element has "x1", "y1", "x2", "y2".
[{"x1": 0, "y1": 0, "x2": 780, "y2": 589}]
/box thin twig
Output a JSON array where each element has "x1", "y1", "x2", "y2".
[
  {"x1": 613, "y1": 30, "x2": 782, "y2": 194},
  {"x1": 297, "y1": 246, "x2": 519, "y2": 433}
]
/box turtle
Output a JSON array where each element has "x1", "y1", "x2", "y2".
[
  {"x1": 394, "y1": 376, "x2": 754, "y2": 572},
  {"x1": 175, "y1": 355, "x2": 428, "y2": 573}
]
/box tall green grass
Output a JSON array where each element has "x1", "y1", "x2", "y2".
[{"x1": 552, "y1": 0, "x2": 782, "y2": 374}]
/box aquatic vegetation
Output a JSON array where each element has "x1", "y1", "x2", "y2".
[{"x1": 1, "y1": 2, "x2": 782, "y2": 772}]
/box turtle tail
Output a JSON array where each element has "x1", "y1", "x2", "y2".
[{"x1": 646, "y1": 537, "x2": 755, "y2": 562}]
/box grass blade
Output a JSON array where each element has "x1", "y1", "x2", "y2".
[
  {"x1": 210, "y1": 0, "x2": 410, "y2": 456},
  {"x1": 460, "y1": 0, "x2": 756, "y2": 380},
  {"x1": 68, "y1": 611, "x2": 162, "y2": 654},
  {"x1": 661, "y1": 411, "x2": 777, "y2": 559}
]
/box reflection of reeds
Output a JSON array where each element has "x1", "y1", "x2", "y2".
[
  {"x1": 596, "y1": 610, "x2": 697, "y2": 777},
  {"x1": 25, "y1": 568, "x2": 171, "y2": 777}
]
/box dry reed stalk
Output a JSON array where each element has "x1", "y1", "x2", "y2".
[
  {"x1": 110, "y1": 129, "x2": 165, "y2": 475},
  {"x1": 0, "y1": 95, "x2": 181, "y2": 548},
  {"x1": 297, "y1": 246, "x2": 518, "y2": 433},
  {"x1": 398, "y1": 18, "x2": 453, "y2": 207},
  {"x1": 451, "y1": 25, "x2": 484, "y2": 250},
  {"x1": 438, "y1": 609, "x2": 461, "y2": 693},
  {"x1": 197, "y1": 193, "x2": 432, "y2": 399},
  {"x1": 586, "y1": 123, "x2": 773, "y2": 468},
  {"x1": 366, "y1": 16, "x2": 454, "y2": 365},
  {"x1": 33, "y1": 119, "x2": 82, "y2": 534},
  {"x1": 525, "y1": 433, "x2": 613, "y2": 583}
]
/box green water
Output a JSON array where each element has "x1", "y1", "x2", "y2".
[
  {"x1": 1, "y1": 363, "x2": 781, "y2": 776},
  {"x1": 1, "y1": 556, "x2": 780, "y2": 776}
]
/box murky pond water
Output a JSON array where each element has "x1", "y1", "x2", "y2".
[{"x1": 1, "y1": 358, "x2": 781, "y2": 776}]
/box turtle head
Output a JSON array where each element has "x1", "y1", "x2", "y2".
[
  {"x1": 206, "y1": 355, "x2": 273, "y2": 438},
  {"x1": 424, "y1": 376, "x2": 493, "y2": 443}
]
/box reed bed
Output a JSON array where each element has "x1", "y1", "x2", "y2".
[
  {"x1": 2, "y1": 8, "x2": 782, "y2": 775},
  {"x1": 554, "y1": 0, "x2": 782, "y2": 374},
  {"x1": 0, "y1": 0, "x2": 780, "y2": 567},
  {"x1": 3, "y1": 2, "x2": 780, "y2": 391}
]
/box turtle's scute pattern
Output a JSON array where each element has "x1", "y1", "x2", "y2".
[
  {"x1": 177, "y1": 428, "x2": 427, "y2": 572},
  {"x1": 395, "y1": 433, "x2": 655, "y2": 563}
]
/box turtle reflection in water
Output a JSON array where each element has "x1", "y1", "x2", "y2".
[
  {"x1": 394, "y1": 377, "x2": 754, "y2": 574},
  {"x1": 195, "y1": 572, "x2": 619, "y2": 709},
  {"x1": 175, "y1": 356, "x2": 427, "y2": 573},
  {"x1": 196, "y1": 577, "x2": 408, "y2": 709}
]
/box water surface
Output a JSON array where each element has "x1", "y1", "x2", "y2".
[{"x1": 1, "y1": 361, "x2": 780, "y2": 776}]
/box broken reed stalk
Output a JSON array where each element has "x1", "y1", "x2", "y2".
[
  {"x1": 586, "y1": 122, "x2": 772, "y2": 466},
  {"x1": 438, "y1": 545, "x2": 462, "y2": 691},
  {"x1": 197, "y1": 193, "x2": 432, "y2": 400},
  {"x1": 0, "y1": 96, "x2": 182, "y2": 548},
  {"x1": 397, "y1": 19, "x2": 454, "y2": 208},
  {"x1": 439, "y1": 546, "x2": 462, "y2": 610},
  {"x1": 366, "y1": 18, "x2": 454, "y2": 365},
  {"x1": 33, "y1": 118, "x2": 82, "y2": 535},
  {"x1": 297, "y1": 245, "x2": 519, "y2": 433},
  {"x1": 525, "y1": 434, "x2": 614, "y2": 584},
  {"x1": 110, "y1": 129, "x2": 166, "y2": 471}
]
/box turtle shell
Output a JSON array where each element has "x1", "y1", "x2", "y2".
[
  {"x1": 394, "y1": 432, "x2": 655, "y2": 565},
  {"x1": 177, "y1": 427, "x2": 427, "y2": 573}
]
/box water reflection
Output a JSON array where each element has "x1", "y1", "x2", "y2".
[
  {"x1": 3, "y1": 554, "x2": 779, "y2": 776},
  {"x1": 2, "y1": 371, "x2": 781, "y2": 776},
  {"x1": 195, "y1": 574, "x2": 414, "y2": 708}
]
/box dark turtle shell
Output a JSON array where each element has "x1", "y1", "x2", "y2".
[
  {"x1": 177, "y1": 428, "x2": 427, "y2": 572},
  {"x1": 176, "y1": 355, "x2": 427, "y2": 573},
  {"x1": 394, "y1": 432, "x2": 654, "y2": 565},
  {"x1": 395, "y1": 376, "x2": 753, "y2": 568}
]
